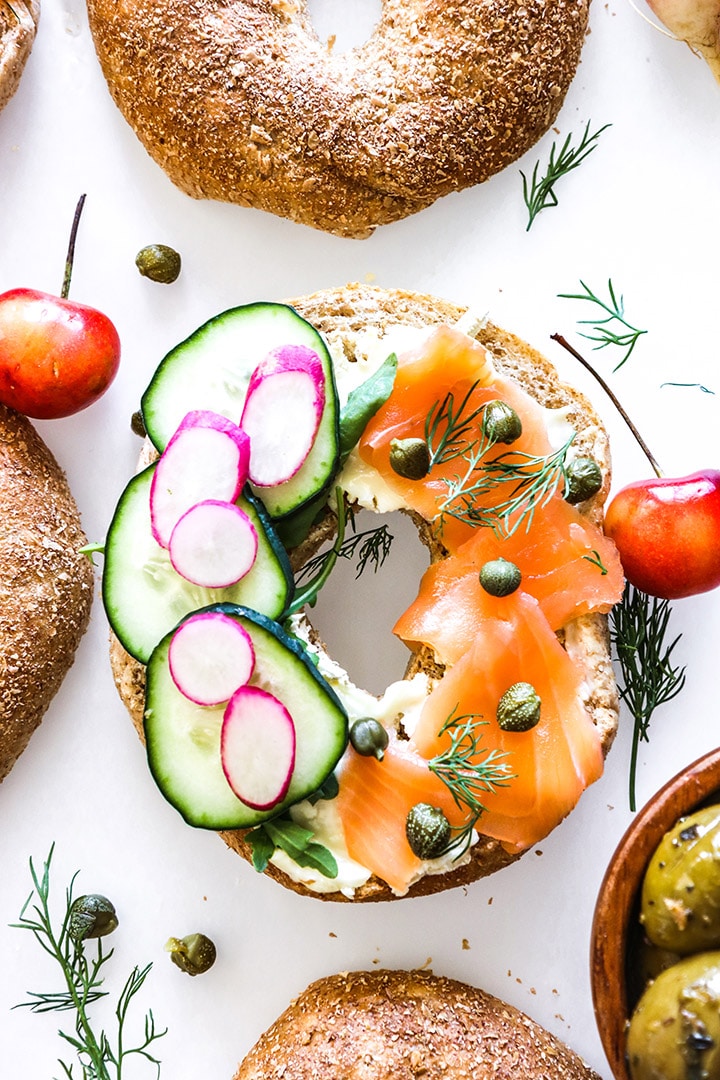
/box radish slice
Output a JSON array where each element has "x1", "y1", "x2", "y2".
[
  {"x1": 221, "y1": 686, "x2": 296, "y2": 810},
  {"x1": 240, "y1": 345, "x2": 326, "y2": 487},
  {"x1": 169, "y1": 611, "x2": 255, "y2": 706},
  {"x1": 150, "y1": 411, "x2": 251, "y2": 548},
  {"x1": 168, "y1": 500, "x2": 258, "y2": 588}
]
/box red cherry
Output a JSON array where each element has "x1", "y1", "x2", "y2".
[
  {"x1": 0, "y1": 288, "x2": 120, "y2": 419},
  {"x1": 604, "y1": 471, "x2": 720, "y2": 599},
  {"x1": 0, "y1": 195, "x2": 121, "y2": 420}
]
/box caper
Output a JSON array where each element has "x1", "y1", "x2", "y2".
[
  {"x1": 479, "y1": 557, "x2": 522, "y2": 597},
  {"x1": 389, "y1": 437, "x2": 430, "y2": 480},
  {"x1": 564, "y1": 457, "x2": 603, "y2": 504},
  {"x1": 135, "y1": 243, "x2": 182, "y2": 284},
  {"x1": 130, "y1": 409, "x2": 146, "y2": 437},
  {"x1": 627, "y1": 951, "x2": 720, "y2": 1080},
  {"x1": 640, "y1": 804, "x2": 720, "y2": 955},
  {"x1": 496, "y1": 682, "x2": 541, "y2": 732},
  {"x1": 482, "y1": 400, "x2": 523, "y2": 445},
  {"x1": 349, "y1": 717, "x2": 389, "y2": 761},
  {"x1": 165, "y1": 933, "x2": 217, "y2": 976},
  {"x1": 68, "y1": 894, "x2": 118, "y2": 943},
  {"x1": 405, "y1": 803, "x2": 451, "y2": 859}
]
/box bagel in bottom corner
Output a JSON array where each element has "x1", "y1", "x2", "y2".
[
  {"x1": 0, "y1": 404, "x2": 93, "y2": 781},
  {"x1": 233, "y1": 969, "x2": 602, "y2": 1080},
  {"x1": 105, "y1": 283, "x2": 623, "y2": 903}
]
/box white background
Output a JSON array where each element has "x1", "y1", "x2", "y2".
[{"x1": 1, "y1": 1, "x2": 719, "y2": 1077}]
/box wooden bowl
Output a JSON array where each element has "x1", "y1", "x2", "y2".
[{"x1": 590, "y1": 746, "x2": 720, "y2": 1080}]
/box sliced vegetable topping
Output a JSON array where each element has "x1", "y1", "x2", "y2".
[
  {"x1": 241, "y1": 344, "x2": 326, "y2": 487},
  {"x1": 168, "y1": 611, "x2": 255, "y2": 706},
  {"x1": 221, "y1": 686, "x2": 297, "y2": 810},
  {"x1": 168, "y1": 500, "x2": 258, "y2": 588},
  {"x1": 149, "y1": 410, "x2": 250, "y2": 548}
]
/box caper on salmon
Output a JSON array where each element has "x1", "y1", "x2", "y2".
[
  {"x1": 389, "y1": 437, "x2": 430, "y2": 480},
  {"x1": 479, "y1": 558, "x2": 522, "y2": 597},
  {"x1": 564, "y1": 457, "x2": 603, "y2": 504},
  {"x1": 482, "y1": 400, "x2": 522, "y2": 445},
  {"x1": 496, "y1": 682, "x2": 541, "y2": 732},
  {"x1": 349, "y1": 717, "x2": 389, "y2": 761},
  {"x1": 406, "y1": 803, "x2": 451, "y2": 859}
]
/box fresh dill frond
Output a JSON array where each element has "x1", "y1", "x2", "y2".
[
  {"x1": 583, "y1": 549, "x2": 609, "y2": 575},
  {"x1": 521, "y1": 121, "x2": 611, "y2": 231},
  {"x1": 558, "y1": 278, "x2": 647, "y2": 370},
  {"x1": 295, "y1": 521, "x2": 394, "y2": 584},
  {"x1": 425, "y1": 380, "x2": 490, "y2": 467},
  {"x1": 12, "y1": 845, "x2": 166, "y2": 1079},
  {"x1": 438, "y1": 437, "x2": 574, "y2": 538},
  {"x1": 610, "y1": 584, "x2": 687, "y2": 811},
  {"x1": 428, "y1": 710, "x2": 515, "y2": 856}
]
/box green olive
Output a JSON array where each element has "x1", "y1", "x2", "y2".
[
  {"x1": 389, "y1": 437, "x2": 430, "y2": 480},
  {"x1": 68, "y1": 895, "x2": 118, "y2": 943},
  {"x1": 627, "y1": 951, "x2": 720, "y2": 1080},
  {"x1": 479, "y1": 557, "x2": 522, "y2": 597},
  {"x1": 165, "y1": 933, "x2": 217, "y2": 976},
  {"x1": 496, "y1": 682, "x2": 541, "y2": 732},
  {"x1": 482, "y1": 400, "x2": 523, "y2": 445},
  {"x1": 641, "y1": 805, "x2": 720, "y2": 955},
  {"x1": 564, "y1": 457, "x2": 603, "y2": 504},
  {"x1": 405, "y1": 803, "x2": 451, "y2": 859},
  {"x1": 349, "y1": 717, "x2": 389, "y2": 761},
  {"x1": 135, "y1": 243, "x2": 182, "y2": 284}
]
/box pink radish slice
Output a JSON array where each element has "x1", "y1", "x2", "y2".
[
  {"x1": 240, "y1": 345, "x2": 326, "y2": 487},
  {"x1": 169, "y1": 611, "x2": 255, "y2": 706},
  {"x1": 150, "y1": 411, "x2": 251, "y2": 548},
  {"x1": 221, "y1": 686, "x2": 296, "y2": 810},
  {"x1": 168, "y1": 500, "x2": 258, "y2": 588}
]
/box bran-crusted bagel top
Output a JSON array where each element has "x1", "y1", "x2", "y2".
[
  {"x1": 107, "y1": 283, "x2": 621, "y2": 903},
  {"x1": 85, "y1": 0, "x2": 590, "y2": 237},
  {"x1": 0, "y1": 0, "x2": 39, "y2": 113},
  {"x1": 232, "y1": 968, "x2": 602, "y2": 1080}
]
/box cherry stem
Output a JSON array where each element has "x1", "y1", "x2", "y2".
[
  {"x1": 550, "y1": 333, "x2": 664, "y2": 479},
  {"x1": 60, "y1": 194, "x2": 87, "y2": 300}
]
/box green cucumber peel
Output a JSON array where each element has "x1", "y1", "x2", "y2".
[{"x1": 246, "y1": 817, "x2": 338, "y2": 879}]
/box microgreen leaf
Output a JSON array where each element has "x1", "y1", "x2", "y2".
[
  {"x1": 338, "y1": 352, "x2": 398, "y2": 465},
  {"x1": 247, "y1": 817, "x2": 338, "y2": 879}
]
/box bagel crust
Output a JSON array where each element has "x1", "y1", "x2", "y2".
[
  {"x1": 0, "y1": 0, "x2": 39, "y2": 113},
  {"x1": 85, "y1": 0, "x2": 590, "y2": 238},
  {"x1": 108, "y1": 283, "x2": 620, "y2": 903},
  {"x1": 0, "y1": 405, "x2": 94, "y2": 782},
  {"x1": 233, "y1": 969, "x2": 602, "y2": 1080}
]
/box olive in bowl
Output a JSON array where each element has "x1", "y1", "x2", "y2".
[{"x1": 590, "y1": 747, "x2": 720, "y2": 1080}]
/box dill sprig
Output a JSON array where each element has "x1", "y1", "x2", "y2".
[
  {"x1": 610, "y1": 584, "x2": 687, "y2": 812},
  {"x1": 558, "y1": 278, "x2": 648, "y2": 370},
  {"x1": 425, "y1": 380, "x2": 490, "y2": 467},
  {"x1": 295, "y1": 521, "x2": 393, "y2": 585},
  {"x1": 438, "y1": 436, "x2": 574, "y2": 538},
  {"x1": 12, "y1": 845, "x2": 166, "y2": 1079},
  {"x1": 521, "y1": 121, "x2": 611, "y2": 231},
  {"x1": 428, "y1": 710, "x2": 515, "y2": 855}
]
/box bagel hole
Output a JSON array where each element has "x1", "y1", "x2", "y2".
[
  {"x1": 303, "y1": 511, "x2": 430, "y2": 697},
  {"x1": 305, "y1": 0, "x2": 382, "y2": 52}
]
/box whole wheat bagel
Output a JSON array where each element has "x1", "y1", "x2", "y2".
[
  {"x1": 233, "y1": 969, "x2": 602, "y2": 1080},
  {"x1": 0, "y1": 0, "x2": 39, "y2": 113},
  {"x1": 108, "y1": 283, "x2": 621, "y2": 902},
  {"x1": 0, "y1": 405, "x2": 93, "y2": 782},
  {"x1": 85, "y1": 0, "x2": 590, "y2": 238}
]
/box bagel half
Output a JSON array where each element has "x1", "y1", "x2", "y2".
[
  {"x1": 108, "y1": 283, "x2": 620, "y2": 902},
  {"x1": 233, "y1": 969, "x2": 602, "y2": 1080},
  {"x1": 85, "y1": 0, "x2": 590, "y2": 238},
  {"x1": 0, "y1": 1, "x2": 39, "y2": 113},
  {"x1": 0, "y1": 405, "x2": 93, "y2": 782}
]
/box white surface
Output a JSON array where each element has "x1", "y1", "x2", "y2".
[{"x1": 1, "y1": 1, "x2": 719, "y2": 1077}]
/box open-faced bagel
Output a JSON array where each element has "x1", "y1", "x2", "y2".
[
  {"x1": 0, "y1": 405, "x2": 93, "y2": 782},
  {"x1": 0, "y1": 0, "x2": 39, "y2": 113},
  {"x1": 85, "y1": 0, "x2": 590, "y2": 238},
  {"x1": 233, "y1": 969, "x2": 602, "y2": 1080},
  {"x1": 108, "y1": 283, "x2": 621, "y2": 902}
]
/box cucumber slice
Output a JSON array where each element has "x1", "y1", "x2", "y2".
[
  {"x1": 144, "y1": 605, "x2": 349, "y2": 829},
  {"x1": 140, "y1": 303, "x2": 340, "y2": 519},
  {"x1": 102, "y1": 465, "x2": 293, "y2": 664}
]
